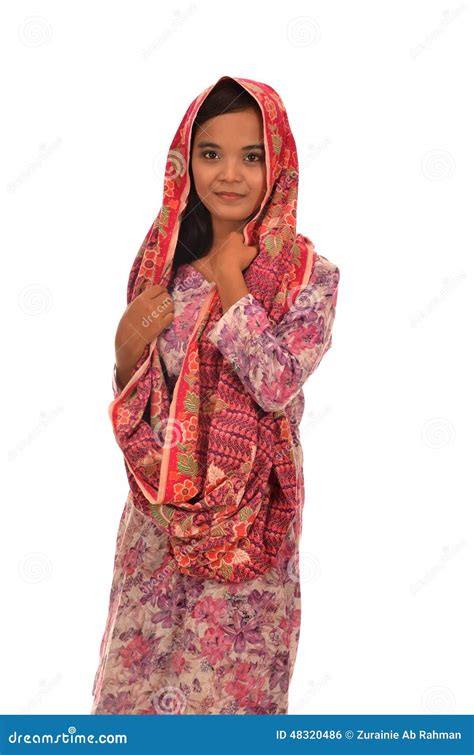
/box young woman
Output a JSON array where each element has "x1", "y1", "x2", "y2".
[{"x1": 91, "y1": 76, "x2": 340, "y2": 715}]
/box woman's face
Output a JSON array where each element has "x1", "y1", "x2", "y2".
[{"x1": 190, "y1": 108, "x2": 267, "y2": 227}]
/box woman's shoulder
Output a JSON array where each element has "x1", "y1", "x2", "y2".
[
  {"x1": 296, "y1": 234, "x2": 340, "y2": 288},
  {"x1": 309, "y1": 250, "x2": 340, "y2": 293}
]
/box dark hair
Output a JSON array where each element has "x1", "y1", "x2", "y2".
[{"x1": 171, "y1": 79, "x2": 262, "y2": 274}]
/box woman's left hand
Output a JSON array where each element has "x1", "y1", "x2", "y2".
[{"x1": 212, "y1": 231, "x2": 258, "y2": 275}]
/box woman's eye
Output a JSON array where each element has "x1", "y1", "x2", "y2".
[
  {"x1": 244, "y1": 152, "x2": 263, "y2": 162},
  {"x1": 201, "y1": 151, "x2": 263, "y2": 162}
]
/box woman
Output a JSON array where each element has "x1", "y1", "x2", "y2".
[{"x1": 91, "y1": 75, "x2": 340, "y2": 715}]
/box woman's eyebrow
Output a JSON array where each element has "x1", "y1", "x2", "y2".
[{"x1": 196, "y1": 141, "x2": 264, "y2": 150}]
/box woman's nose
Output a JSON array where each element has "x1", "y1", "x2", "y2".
[{"x1": 218, "y1": 159, "x2": 243, "y2": 181}]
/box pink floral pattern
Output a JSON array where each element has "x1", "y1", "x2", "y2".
[{"x1": 93, "y1": 255, "x2": 339, "y2": 714}]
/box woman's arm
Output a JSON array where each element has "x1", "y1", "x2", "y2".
[
  {"x1": 111, "y1": 284, "x2": 175, "y2": 399},
  {"x1": 214, "y1": 266, "x2": 250, "y2": 313},
  {"x1": 206, "y1": 255, "x2": 340, "y2": 412}
]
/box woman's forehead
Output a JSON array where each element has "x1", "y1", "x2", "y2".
[{"x1": 193, "y1": 110, "x2": 264, "y2": 146}]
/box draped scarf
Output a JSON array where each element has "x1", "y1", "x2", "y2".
[{"x1": 109, "y1": 75, "x2": 317, "y2": 582}]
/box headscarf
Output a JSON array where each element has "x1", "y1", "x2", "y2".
[{"x1": 109, "y1": 75, "x2": 317, "y2": 582}]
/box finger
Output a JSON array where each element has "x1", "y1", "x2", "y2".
[
  {"x1": 149, "y1": 291, "x2": 174, "y2": 310},
  {"x1": 147, "y1": 284, "x2": 169, "y2": 298}
]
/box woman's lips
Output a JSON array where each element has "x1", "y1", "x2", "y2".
[{"x1": 215, "y1": 192, "x2": 245, "y2": 201}]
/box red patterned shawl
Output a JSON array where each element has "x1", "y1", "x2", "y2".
[{"x1": 109, "y1": 75, "x2": 318, "y2": 582}]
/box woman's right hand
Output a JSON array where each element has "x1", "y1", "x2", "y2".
[{"x1": 115, "y1": 284, "x2": 175, "y2": 387}]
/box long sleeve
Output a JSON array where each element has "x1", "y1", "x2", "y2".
[{"x1": 206, "y1": 255, "x2": 340, "y2": 413}]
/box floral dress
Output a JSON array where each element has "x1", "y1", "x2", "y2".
[{"x1": 91, "y1": 256, "x2": 339, "y2": 715}]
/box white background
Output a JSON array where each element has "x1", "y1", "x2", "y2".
[{"x1": 2, "y1": 0, "x2": 472, "y2": 715}]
